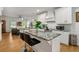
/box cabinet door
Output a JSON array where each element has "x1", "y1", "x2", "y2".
[
  {"x1": 55, "y1": 7, "x2": 72, "y2": 24},
  {"x1": 55, "y1": 8, "x2": 64, "y2": 24},
  {"x1": 53, "y1": 31, "x2": 69, "y2": 45}
]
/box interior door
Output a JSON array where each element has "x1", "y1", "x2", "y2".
[{"x1": 2, "y1": 20, "x2": 6, "y2": 33}]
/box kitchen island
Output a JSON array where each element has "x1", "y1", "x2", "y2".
[{"x1": 20, "y1": 29, "x2": 61, "y2": 52}]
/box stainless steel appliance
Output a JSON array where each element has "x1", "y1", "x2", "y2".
[{"x1": 56, "y1": 26, "x2": 64, "y2": 31}]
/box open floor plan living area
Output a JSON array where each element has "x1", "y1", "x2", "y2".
[{"x1": 0, "y1": 7, "x2": 79, "y2": 52}]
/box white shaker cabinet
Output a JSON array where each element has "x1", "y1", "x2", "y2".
[
  {"x1": 52, "y1": 34, "x2": 61, "y2": 52},
  {"x1": 55, "y1": 7, "x2": 72, "y2": 24},
  {"x1": 53, "y1": 31, "x2": 70, "y2": 45}
]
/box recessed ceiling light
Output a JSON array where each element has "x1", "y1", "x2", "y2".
[
  {"x1": 37, "y1": 9, "x2": 40, "y2": 12},
  {"x1": 46, "y1": 16, "x2": 49, "y2": 18}
]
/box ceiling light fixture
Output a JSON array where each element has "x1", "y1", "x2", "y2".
[{"x1": 37, "y1": 9, "x2": 40, "y2": 12}]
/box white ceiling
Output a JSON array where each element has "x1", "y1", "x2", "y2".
[{"x1": 3, "y1": 7, "x2": 54, "y2": 17}]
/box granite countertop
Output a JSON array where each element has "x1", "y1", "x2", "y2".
[{"x1": 23, "y1": 30, "x2": 61, "y2": 41}]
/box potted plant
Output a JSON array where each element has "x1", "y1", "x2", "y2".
[{"x1": 34, "y1": 20, "x2": 42, "y2": 33}]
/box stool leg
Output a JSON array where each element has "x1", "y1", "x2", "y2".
[{"x1": 24, "y1": 43, "x2": 27, "y2": 52}]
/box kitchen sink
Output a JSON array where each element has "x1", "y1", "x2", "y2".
[{"x1": 30, "y1": 38, "x2": 41, "y2": 46}]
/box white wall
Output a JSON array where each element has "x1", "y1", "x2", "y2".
[
  {"x1": 70, "y1": 7, "x2": 79, "y2": 46},
  {"x1": 71, "y1": 7, "x2": 79, "y2": 34}
]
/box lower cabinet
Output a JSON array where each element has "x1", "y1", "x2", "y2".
[
  {"x1": 30, "y1": 35, "x2": 52, "y2": 52},
  {"x1": 52, "y1": 35, "x2": 61, "y2": 52},
  {"x1": 0, "y1": 23, "x2": 2, "y2": 41},
  {"x1": 60, "y1": 32, "x2": 69, "y2": 45},
  {"x1": 53, "y1": 31, "x2": 70, "y2": 45}
]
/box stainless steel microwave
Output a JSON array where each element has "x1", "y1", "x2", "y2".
[{"x1": 56, "y1": 26, "x2": 64, "y2": 31}]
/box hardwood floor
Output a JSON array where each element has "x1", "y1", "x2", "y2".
[
  {"x1": 60, "y1": 43, "x2": 79, "y2": 52},
  {"x1": 1, "y1": 33, "x2": 79, "y2": 52},
  {"x1": 0, "y1": 33, "x2": 33, "y2": 52}
]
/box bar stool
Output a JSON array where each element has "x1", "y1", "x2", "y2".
[
  {"x1": 24, "y1": 33, "x2": 40, "y2": 46},
  {"x1": 20, "y1": 33, "x2": 28, "y2": 52},
  {"x1": 20, "y1": 33, "x2": 24, "y2": 41}
]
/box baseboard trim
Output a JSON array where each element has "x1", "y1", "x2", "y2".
[
  {"x1": 2, "y1": 32, "x2": 10, "y2": 33},
  {"x1": 61, "y1": 43, "x2": 78, "y2": 47},
  {"x1": 60, "y1": 43, "x2": 69, "y2": 46}
]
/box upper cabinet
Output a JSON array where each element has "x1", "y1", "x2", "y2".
[{"x1": 55, "y1": 7, "x2": 72, "y2": 24}]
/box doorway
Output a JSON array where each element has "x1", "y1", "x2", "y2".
[{"x1": 2, "y1": 20, "x2": 6, "y2": 33}]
